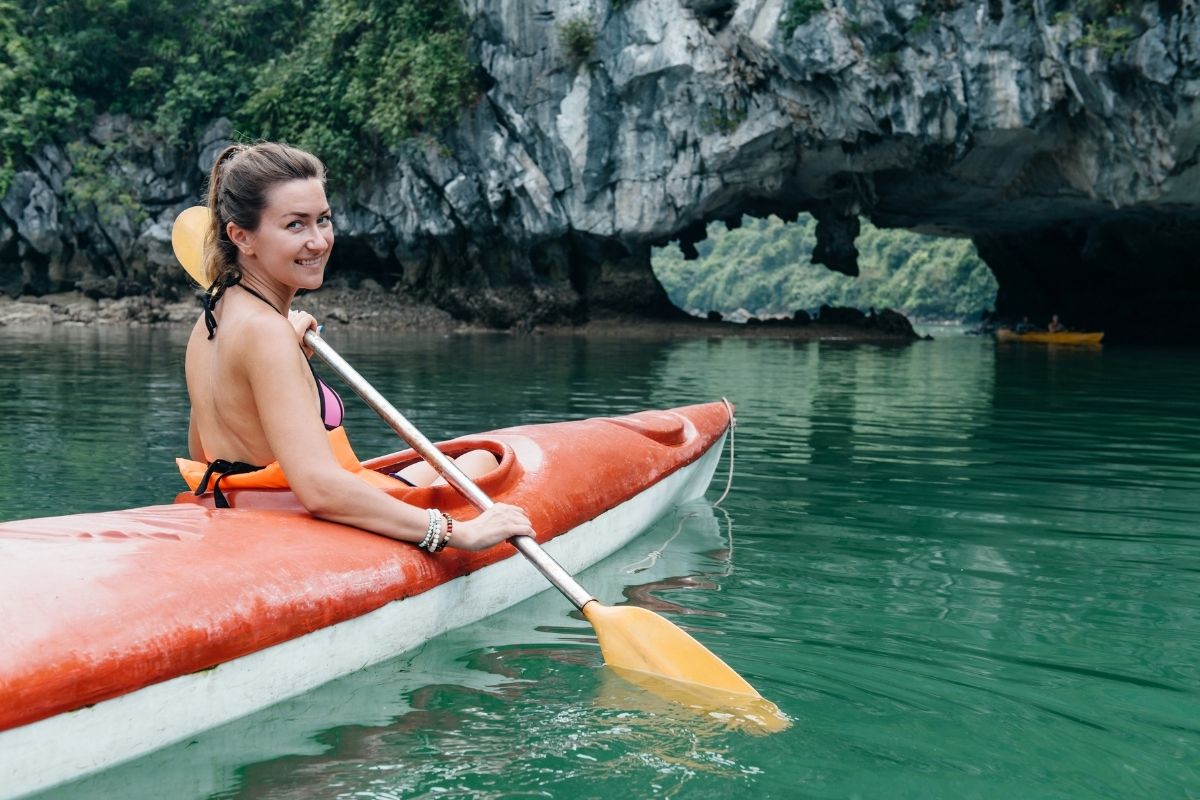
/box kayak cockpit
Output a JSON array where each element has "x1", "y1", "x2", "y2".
[{"x1": 175, "y1": 437, "x2": 523, "y2": 512}]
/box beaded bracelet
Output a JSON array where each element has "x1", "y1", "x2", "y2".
[
  {"x1": 433, "y1": 513, "x2": 454, "y2": 553},
  {"x1": 419, "y1": 508, "x2": 441, "y2": 551}
]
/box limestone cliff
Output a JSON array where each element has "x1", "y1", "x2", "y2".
[{"x1": 2, "y1": 0, "x2": 1198, "y2": 341}]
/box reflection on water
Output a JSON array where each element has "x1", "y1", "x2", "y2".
[{"x1": 6, "y1": 328, "x2": 1200, "y2": 798}]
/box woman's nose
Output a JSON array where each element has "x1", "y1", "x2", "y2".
[{"x1": 305, "y1": 227, "x2": 328, "y2": 252}]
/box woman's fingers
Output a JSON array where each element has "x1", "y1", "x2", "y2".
[
  {"x1": 288, "y1": 310, "x2": 318, "y2": 357},
  {"x1": 489, "y1": 503, "x2": 535, "y2": 537},
  {"x1": 455, "y1": 503, "x2": 534, "y2": 550},
  {"x1": 288, "y1": 310, "x2": 317, "y2": 336}
]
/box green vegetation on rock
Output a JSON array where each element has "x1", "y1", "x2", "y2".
[
  {"x1": 0, "y1": 0, "x2": 476, "y2": 195},
  {"x1": 242, "y1": 0, "x2": 476, "y2": 179},
  {"x1": 1072, "y1": 20, "x2": 1137, "y2": 56},
  {"x1": 559, "y1": 17, "x2": 597, "y2": 66},
  {"x1": 652, "y1": 215, "x2": 998, "y2": 321},
  {"x1": 782, "y1": 0, "x2": 826, "y2": 38}
]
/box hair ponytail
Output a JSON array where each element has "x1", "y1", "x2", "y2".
[{"x1": 203, "y1": 144, "x2": 247, "y2": 297}]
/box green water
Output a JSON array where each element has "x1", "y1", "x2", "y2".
[{"x1": 3, "y1": 326, "x2": 1198, "y2": 799}]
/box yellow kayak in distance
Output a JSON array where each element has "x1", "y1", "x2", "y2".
[{"x1": 995, "y1": 328, "x2": 1104, "y2": 345}]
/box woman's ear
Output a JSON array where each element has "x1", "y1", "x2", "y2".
[{"x1": 226, "y1": 221, "x2": 255, "y2": 257}]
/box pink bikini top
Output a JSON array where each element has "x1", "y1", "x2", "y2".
[{"x1": 312, "y1": 362, "x2": 344, "y2": 430}]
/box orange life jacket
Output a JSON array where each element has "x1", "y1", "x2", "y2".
[{"x1": 177, "y1": 427, "x2": 399, "y2": 505}]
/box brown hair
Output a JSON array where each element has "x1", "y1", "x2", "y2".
[{"x1": 203, "y1": 142, "x2": 326, "y2": 298}]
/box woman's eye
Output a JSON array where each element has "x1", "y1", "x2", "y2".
[
  {"x1": 318, "y1": 214, "x2": 332, "y2": 226},
  {"x1": 287, "y1": 220, "x2": 303, "y2": 230}
]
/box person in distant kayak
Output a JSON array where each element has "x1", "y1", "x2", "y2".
[
  {"x1": 1015, "y1": 315, "x2": 1037, "y2": 333},
  {"x1": 1047, "y1": 314, "x2": 1065, "y2": 332},
  {"x1": 179, "y1": 141, "x2": 533, "y2": 552}
]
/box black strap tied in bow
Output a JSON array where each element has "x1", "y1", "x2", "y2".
[
  {"x1": 202, "y1": 293, "x2": 218, "y2": 339},
  {"x1": 194, "y1": 458, "x2": 265, "y2": 509},
  {"x1": 202, "y1": 271, "x2": 248, "y2": 340}
]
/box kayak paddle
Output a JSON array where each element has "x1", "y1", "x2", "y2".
[{"x1": 172, "y1": 207, "x2": 786, "y2": 726}]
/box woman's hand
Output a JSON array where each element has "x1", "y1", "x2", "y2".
[
  {"x1": 451, "y1": 503, "x2": 535, "y2": 551},
  {"x1": 287, "y1": 310, "x2": 319, "y2": 358}
]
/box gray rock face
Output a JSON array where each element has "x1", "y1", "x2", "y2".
[{"x1": 2, "y1": 0, "x2": 1198, "y2": 340}]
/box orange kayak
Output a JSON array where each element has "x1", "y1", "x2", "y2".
[
  {"x1": 995, "y1": 328, "x2": 1104, "y2": 345},
  {"x1": 0, "y1": 402, "x2": 731, "y2": 797}
]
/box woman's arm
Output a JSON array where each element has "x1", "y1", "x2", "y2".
[{"x1": 238, "y1": 316, "x2": 531, "y2": 551}]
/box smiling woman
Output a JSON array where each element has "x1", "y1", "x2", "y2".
[
  {"x1": 180, "y1": 141, "x2": 534, "y2": 551},
  {"x1": 196, "y1": 144, "x2": 332, "y2": 323}
]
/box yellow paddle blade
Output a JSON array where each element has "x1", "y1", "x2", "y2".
[
  {"x1": 600, "y1": 666, "x2": 792, "y2": 735},
  {"x1": 583, "y1": 602, "x2": 789, "y2": 732},
  {"x1": 582, "y1": 601, "x2": 758, "y2": 696},
  {"x1": 171, "y1": 205, "x2": 211, "y2": 286}
]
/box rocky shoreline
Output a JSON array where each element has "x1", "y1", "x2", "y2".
[
  {"x1": 0, "y1": 287, "x2": 924, "y2": 342},
  {"x1": 0, "y1": 285, "x2": 459, "y2": 331},
  {"x1": 537, "y1": 309, "x2": 924, "y2": 342}
]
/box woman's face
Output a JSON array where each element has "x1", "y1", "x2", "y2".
[{"x1": 234, "y1": 177, "x2": 334, "y2": 291}]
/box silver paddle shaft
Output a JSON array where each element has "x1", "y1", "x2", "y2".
[{"x1": 305, "y1": 331, "x2": 595, "y2": 610}]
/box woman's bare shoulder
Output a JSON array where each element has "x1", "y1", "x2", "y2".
[
  {"x1": 184, "y1": 303, "x2": 293, "y2": 344},
  {"x1": 240, "y1": 306, "x2": 299, "y2": 338},
  {"x1": 234, "y1": 311, "x2": 312, "y2": 381}
]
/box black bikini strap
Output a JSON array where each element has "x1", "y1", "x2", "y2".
[
  {"x1": 195, "y1": 458, "x2": 265, "y2": 509},
  {"x1": 237, "y1": 282, "x2": 282, "y2": 312},
  {"x1": 203, "y1": 272, "x2": 244, "y2": 340},
  {"x1": 202, "y1": 273, "x2": 282, "y2": 339},
  {"x1": 202, "y1": 294, "x2": 218, "y2": 340}
]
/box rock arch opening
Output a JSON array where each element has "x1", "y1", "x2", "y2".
[{"x1": 650, "y1": 214, "x2": 997, "y2": 325}]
